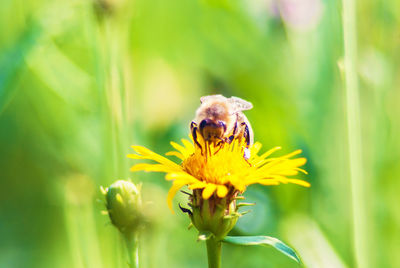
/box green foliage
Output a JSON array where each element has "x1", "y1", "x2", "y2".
[
  {"x1": 223, "y1": 236, "x2": 300, "y2": 264},
  {"x1": 1, "y1": 0, "x2": 399, "y2": 267}
]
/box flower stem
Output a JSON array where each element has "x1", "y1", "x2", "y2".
[
  {"x1": 124, "y1": 233, "x2": 139, "y2": 268},
  {"x1": 206, "y1": 237, "x2": 222, "y2": 268}
]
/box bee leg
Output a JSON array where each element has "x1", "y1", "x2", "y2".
[
  {"x1": 191, "y1": 122, "x2": 203, "y2": 154},
  {"x1": 213, "y1": 138, "x2": 225, "y2": 155},
  {"x1": 241, "y1": 122, "x2": 251, "y2": 146},
  {"x1": 227, "y1": 135, "x2": 234, "y2": 144},
  {"x1": 240, "y1": 122, "x2": 252, "y2": 162},
  {"x1": 190, "y1": 121, "x2": 197, "y2": 131},
  {"x1": 232, "y1": 120, "x2": 238, "y2": 135},
  {"x1": 192, "y1": 128, "x2": 203, "y2": 152},
  {"x1": 217, "y1": 137, "x2": 225, "y2": 145}
]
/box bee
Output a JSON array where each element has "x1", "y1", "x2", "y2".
[{"x1": 190, "y1": 95, "x2": 253, "y2": 159}]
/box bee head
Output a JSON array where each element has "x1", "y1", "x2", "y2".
[{"x1": 199, "y1": 119, "x2": 227, "y2": 142}]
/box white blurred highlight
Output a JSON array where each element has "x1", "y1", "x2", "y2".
[{"x1": 278, "y1": 0, "x2": 323, "y2": 32}]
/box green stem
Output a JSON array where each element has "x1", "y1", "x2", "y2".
[
  {"x1": 124, "y1": 233, "x2": 139, "y2": 268},
  {"x1": 206, "y1": 237, "x2": 222, "y2": 268},
  {"x1": 342, "y1": 0, "x2": 369, "y2": 267}
]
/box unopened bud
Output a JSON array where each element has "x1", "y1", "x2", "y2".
[
  {"x1": 189, "y1": 189, "x2": 241, "y2": 241},
  {"x1": 102, "y1": 180, "x2": 143, "y2": 235}
]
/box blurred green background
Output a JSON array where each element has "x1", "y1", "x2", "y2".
[{"x1": 1, "y1": 0, "x2": 399, "y2": 267}]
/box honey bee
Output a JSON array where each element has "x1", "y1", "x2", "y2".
[{"x1": 190, "y1": 95, "x2": 253, "y2": 159}]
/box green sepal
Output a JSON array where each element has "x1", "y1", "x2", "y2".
[
  {"x1": 237, "y1": 202, "x2": 256, "y2": 208},
  {"x1": 238, "y1": 210, "x2": 251, "y2": 216},
  {"x1": 223, "y1": 212, "x2": 240, "y2": 219},
  {"x1": 222, "y1": 236, "x2": 301, "y2": 263}
]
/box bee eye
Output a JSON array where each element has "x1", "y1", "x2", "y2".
[
  {"x1": 199, "y1": 119, "x2": 209, "y2": 131},
  {"x1": 217, "y1": 121, "x2": 227, "y2": 132},
  {"x1": 199, "y1": 119, "x2": 226, "y2": 133}
]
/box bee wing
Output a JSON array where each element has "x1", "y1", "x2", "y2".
[
  {"x1": 200, "y1": 94, "x2": 225, "y2": 104},
  {"x1": 228, "y1": 96, "x2": 253, "y2": 112}
]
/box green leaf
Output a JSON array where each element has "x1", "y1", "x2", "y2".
[{"x1": 222, "y1": 236, "x2": 301, "y2": 263}]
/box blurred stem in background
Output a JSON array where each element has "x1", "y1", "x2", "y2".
[
  {"x1": 64, "y1": 175, "x2": 104, "y2": 268},
  {"x1": 96, "y1": 1, "x2": 138, "y2": 266},
  {"x1": 97, "y1": 4, "x2": 132, "y2": 180},
  {"x1": 342, "y1": 0, "x2": 370, "y2": 267}
]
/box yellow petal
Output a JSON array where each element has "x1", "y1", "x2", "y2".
[
  {"x1": 165, "y1": 173, "x2": 203, "y2": 198},
  {"x1": 290, "y1": 157, "x2": 307, "y2": 166},
  {"x1": 251, "y1": 147, "x2": 282, "y2": 166},
  {"x1": 130, "y1": 163, "x2": 179, "y2": 173},
  {"x1": 257, "y1": 179, "x2": 280, "y2": 186},
  {"x1": 232, "y1": 183, "x2": 246, "y2": 192},
  {"x1": 170, "y1": 141, "x2": 186, "y2": 155},
  {"x1": 286, "y1": 179, "x2": 311, "y2": 187},
  {"x1": 127, "y1": 154, "x2": 145, "y2": 159},
  {"x1": 167, "y1": 181, "x2": 187, "y2": 213},
  {"x1": 259, "y1": 157, "x2": 306, "y2": 172},
  {"x1": 280, "y1": 149, "x2": 302, "y2": 159},
  {"x1": 274, "y1": 169, "x2": 299, "y2": 176},
  {"x1": 188, "y1": 181, "x2": 207, "y2": 189},
  {"x1": 165, "y1": 151, "x2": 185, "y2": 160},
  {"x1": 259, "y1": 146, "x2": 282, "y2": 159},
  {"x1": 181, "y1": 138, "x2": 194, "y2": 151},
  {"x1": 130, "y1": 145, "x2": 182, "y2": 171},
  {"x1": 165, "y1": 172, "x2": 199, "y2": 183},
  {"x1": 216, "y1": 185, "x2": 228, "y2": 198},
  {"x1": 252, "y1": 157, "x2": 279, "y2": 168},
  {"x1": 268, "y1": 175, "x2": 290, "y2": 183},
  {"x1": 228, "y1": 175, "x2": 246, "y2": 192},
  {"x1": 202, "y1": 184, "x2": 217, "y2": 199},
  {"x1": 295, "y1": 168, "x2": 308, "y2": 174},
  {"x1": 131, "y1": 145, "x2": 155, "y2": 156},
  {"x1": 250, "y1": 142, "x2": 262, "y2": 155}
]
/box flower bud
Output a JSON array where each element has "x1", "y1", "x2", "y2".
[
  {"x1": 102, "y1": 180, "x2": 143, "y2": 235},
  {"x1": 189, "y1": 189, "x2": 241, "y2": 241}
]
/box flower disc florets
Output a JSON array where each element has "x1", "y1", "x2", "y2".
[{"x1": 181, "y1": 140, "x2": 250, "y2": 199}]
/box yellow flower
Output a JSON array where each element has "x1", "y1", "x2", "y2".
[{"x1": 128, "y1": 133, "x2": 310, "y2": 212}]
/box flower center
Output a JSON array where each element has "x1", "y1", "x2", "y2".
[{"x1": 182, "y1": 141, "x2": 250, "y2": 185}]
